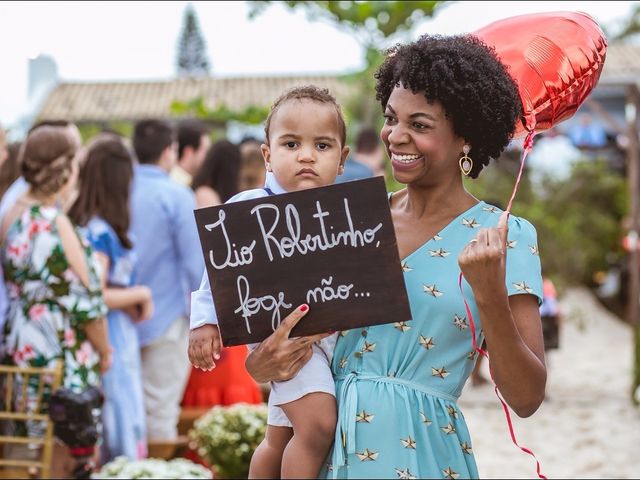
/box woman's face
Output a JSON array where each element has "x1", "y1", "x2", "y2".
[{"x1": 380, "y1": 85, "x2": 465, "y2": 187}]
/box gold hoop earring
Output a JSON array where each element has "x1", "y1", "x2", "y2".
[{"x1": 459, "y1": 145, "x2": 473, "y2": 176}]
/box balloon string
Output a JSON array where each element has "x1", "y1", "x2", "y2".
[
  {"x1": 458, "y1": 273, "x2": 547, "y2": 479},
  {"x1": 505, "y1": 130, "x2": 536, "y2": 214},
  {"x1": 458, "y1": 129, "x2": 547, "y2": 479}
]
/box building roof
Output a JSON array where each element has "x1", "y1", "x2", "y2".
[
  {"x1": 598, "y1": 41, "x2": 640, "y2": 86},
  {"x1": 36, "y1": 42, "x2": 640, "y2": 124},
  {"x1": 37, "y1": 74, "x2": 354, "y2": 123}
]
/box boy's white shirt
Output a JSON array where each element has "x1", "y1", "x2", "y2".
[{"x1": 190, "y1": 172, "x2": 287, "y2": 330}]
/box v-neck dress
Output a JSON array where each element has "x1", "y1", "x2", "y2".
[{"x1": 324, "y1": 201, "x2": 543, "y2": 479}]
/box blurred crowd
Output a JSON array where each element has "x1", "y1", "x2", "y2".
[{"x1": 0, "y1": 117, "x2": 383, "y2": 476}]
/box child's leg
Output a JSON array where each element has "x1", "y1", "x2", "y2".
[
  {"x1": 249, "y1": 425, "x2": 293, "y2": 479},
  {"x1": 279, "y1": 392, "x2": 337, "y2": 479}
]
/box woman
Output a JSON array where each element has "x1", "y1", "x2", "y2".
[
  {"x1": 244, "y1": 34, "x2": 546, "y2": 479},
  {"x1": 69, "y1": 134, "x2": 153, "y2": 462},
  {"x1": 0, "y1": 125, "x2": 110, "y2": 477},
  {"x1": 191, "y1": 139, "x2": 241, "y2": 208}
]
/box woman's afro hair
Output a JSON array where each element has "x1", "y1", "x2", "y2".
[{"x1": 375, "y1": 34, "x2": 522, "y2": 178}]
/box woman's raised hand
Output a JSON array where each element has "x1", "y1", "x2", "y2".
[
  {"x1": 458, "y1": 211, "x2": 509, "y2": 297},
  {"x1": 245, "y1": 304, "x2": 331, "y2": 383}
]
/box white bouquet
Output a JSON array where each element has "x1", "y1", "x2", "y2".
[
  {"x1": 189, "y1": 402, "x2": 268, "y2": 479},
  {"x1": 92, "y1": 456, "x2": 212, "y2": 479}
]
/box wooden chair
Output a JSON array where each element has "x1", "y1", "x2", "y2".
[{"x1": 0, "y1": 362, "x2": 63, "y2": 479}]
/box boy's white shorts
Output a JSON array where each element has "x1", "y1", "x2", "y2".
[{"x1": 251, "y1": 334, "x2": 337, "y2": 427}]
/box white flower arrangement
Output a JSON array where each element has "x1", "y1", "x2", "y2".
[
  {"x1": 92, "y1": 456, "x2": 212, "y2": 479},
  {"x1": 189, "y1": 402, "x2": 268, "y2": 479}
]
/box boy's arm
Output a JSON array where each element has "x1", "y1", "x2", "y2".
[
  {"x1": 189, "y1": 271, "x2": 222, "y2": 370},
  {"x1": 190, "y1": 271, "x2": 218, "y2": 328}
]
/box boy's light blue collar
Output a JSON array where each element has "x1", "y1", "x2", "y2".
[{"x1": 264, "y1": 172, "x2": 287, "y2": 195}]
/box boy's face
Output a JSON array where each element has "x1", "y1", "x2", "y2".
[{"x1": 261, "y1": 99, "x2": 349, "y2": 192}]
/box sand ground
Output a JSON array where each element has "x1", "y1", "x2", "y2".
[{"x1": 458, "y1": 287, "x2": 640, "y2": 479}]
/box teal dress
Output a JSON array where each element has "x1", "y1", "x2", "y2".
[{"x1": 325, "y1": 201, "x2": 543, "y2": 479}]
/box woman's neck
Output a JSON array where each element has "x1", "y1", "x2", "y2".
[
  {"x1": 23, "y1": 189, "x2": 57, "y2": 207},
  {"x1": 401, "y1": 178, "x2": 477, "y2": 220}
]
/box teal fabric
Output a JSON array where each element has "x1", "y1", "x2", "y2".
[{"x1": 323, "y1": 201, "x2": 543, "y2": 479}]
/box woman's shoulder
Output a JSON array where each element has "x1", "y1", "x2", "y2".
[
  {"x1": 480, "y1": 203, "x2": 538, "y2": 236},
  {"x1": 86, "y1": 216, "x2": 116, "y2": 238}
]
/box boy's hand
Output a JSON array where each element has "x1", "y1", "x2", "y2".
[{"x1": 188, "y1": 324, "x2": 222, "y2": 370}]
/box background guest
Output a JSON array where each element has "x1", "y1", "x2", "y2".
[
  {"x1": 191, "y1": 138, "x2": 241, "y2": 208},
  {"x1": 129, "y1": 119, "x2": 203, "y2": 441},
  {"x1": 69, "y1": 134, "x2": 153, "y2": 462},
  {"x1": 0, "y1": 125, "x2": 109, "y2": 478},
  {"x1": 170, "y1": 119, "x2": 211, "y2": 187}
]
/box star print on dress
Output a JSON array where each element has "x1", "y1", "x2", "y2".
[
  {"x1": 506, "y1": 239, "x2": 518, "y2": 249},
  {"x1": 513, "y1": 281, "x2": 534, "y2": 294},
  {"x1": 446, "y1": 405, "x2": 458, "y2": 419},
  {"x1": 431, "y1": 366, "x2": 449, "y2": 378},
  {"x1": 460, "y1": 442, "x2": 473, "y2": 455},
  {"x1": 339, "y1": 330, "x2": 349, "y2": 337},
  {"x1": 431, "y1": 233, "x2": 443, "y2": 241},
  {"x1": 452, "y1": 314, "x2": 468, "y2": 330},
  {"x1": 440, "y1": 422, "x2": 456, "y2": 435},
  {"x1": 326, "y1": 463, "x2": 333, "y2": 472},
  {"x1": 401, "y1": 261, "x2": 412, "y2": 272},
  {"x1": 423, "y1": 284, "x2": 443, "y2": 297},
  {"x1": 420, "y1": 335, "x2": 435, "y2": 350},
  {"x1": 362, "y1": 341, "x2": 376, "y2": 353},
  {"x1": 356, "y1": 410, "x2": 374, "y2": 423},
  {"x1": 482, "y1": 205, "x2": 500, "y2": 213},
  {"x1": 400, "y1": 436, "x2": 417, "y2": 449},
  {"x1": 394, "y1": 468, "x2": 417, "y2": 479},
  {"x1": 429, "y1": 248, "x2": 450, "y2": 258},
  {"x1": 529, "y1": 244, "x2": 539, "y2": 255},
  {"x1": 462, "y1": 217, "x2": 480, "y2": 228},
  {"x1": 356, "y1": 448, "x2": 379, "y2": 461},
  {"x1": 442, "y1": 466, "x2": 460, "y2": 479},
  {"x1": 338, "y1": 357, "x2": 347, "y2": 369},
  {"x1": 394, "y1": 321, "x2": 411, "y2": 332},
  {"x1": 419, "y1": 411, "x2": 433, "y2": 426},
  {"x1": 467, "y1": 350, "x2": 477, "y2": 360}
]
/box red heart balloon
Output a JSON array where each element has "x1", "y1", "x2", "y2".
[{"x1": 475, "y1": 11, "x2": 607, "y2": 137}]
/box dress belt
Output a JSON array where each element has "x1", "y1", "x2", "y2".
[{"x1": 330, "y1": 373, "x2": 458, "y2": 476}]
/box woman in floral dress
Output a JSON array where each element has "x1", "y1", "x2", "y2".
[
  {"x1": 70, "y1": 134, "x2": 153, "y2": 462},
  {"x1": 245, "y1": 35, "x2": 547, "y2": 479},
  {"x1": 0, "y1": 125, "x2": 109, "y2": 477}
]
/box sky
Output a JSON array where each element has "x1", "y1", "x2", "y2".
[{"x1": 0, "y1": 0, "x2": 638, "y2": 129}]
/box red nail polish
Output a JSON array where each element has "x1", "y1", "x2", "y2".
[{"x1": 300, "y1": 304, "x2": 309, "y2": 312}]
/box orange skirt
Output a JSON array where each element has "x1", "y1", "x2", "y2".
[{"x1": 181, "y1": 345, "x2": 262, "y2": 407}]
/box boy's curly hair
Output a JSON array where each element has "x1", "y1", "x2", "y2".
[{"x1": 375, "y1": 34, "x2": 522, "y2": 178}]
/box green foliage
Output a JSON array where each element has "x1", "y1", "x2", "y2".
[
  {"x1": 176, "y1": 4, "x2": 211, "y2": 76},
  {"x1": 249, "y1": 1, "x2": 443, "y2": 48},
  {"x1": 77, "y1": 122, "x2": 132, "y2": 143},
  {"x1": 466, "y1": 155, "x2": 627, "y2": 287},
  {"x1": 613, "y1": 4, "x2": 640, "y2": 40},
  {"x1": 169, "y1": 96, "x2": 270, "y2": 125}
]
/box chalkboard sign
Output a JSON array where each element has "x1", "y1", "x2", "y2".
[{"x1": 194, "y1": 177, "x2": 411, "y2": 346}]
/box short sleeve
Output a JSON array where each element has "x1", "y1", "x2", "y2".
[
  {"x1": 85, "y1": 218, "x2": 116, "y2": 263},
  {"x1": 504, "y1": 216, "x2": 543, "y2": 305}
]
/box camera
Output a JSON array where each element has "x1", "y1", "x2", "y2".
[{"x1": 48, "y1": 386, "x2": 104, "y2": 479}]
